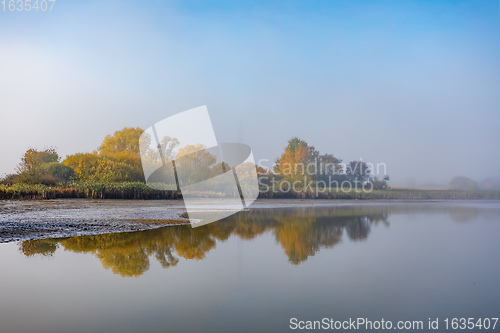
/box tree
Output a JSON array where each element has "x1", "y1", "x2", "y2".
[
  {"x1": 315, "y1": 153, "x2": 342, "y2": 182},
  {"x1": 63, "y1": 153, "x2": 143, "y2": 183},
  {"x1": 62, "y1": 153, "x2": 100, "y2": 181},
  {"x1": 17, "y1": 148, "x2": 59, "y2": 173},
  {"x1": 479, "y1": 177, "x2": 500, "y2": 190},
  {"x1": 98, "y1": 127, "x2": 145, "y2": 181},
  {"x1": 15, "y1": 148, "x2": 74, "y2": 184},
  {"x1": 62, "y1": 127, "x2": 146, "y2": 183},
  {"x1": 371, "y1": 175, "x2": 390, "y2": 190},
  {"x1": 41, "y1": 162, "x2": 75, "y2": 181},
  {"x1": 448, "y1": 176, "x2": 478, "y2": 191},
  {"x1": 345, "y1": 161, "x2": 372, "y2": 183},
  {"x1": 174, "y1": 144, "x2": 218, "y2": 187},
  {"x1": 98, "y1": 127, "x2": 143, "y2": 159},
  {"x1": 274, "y1": 137, "x2": 319, "y2": 183}
]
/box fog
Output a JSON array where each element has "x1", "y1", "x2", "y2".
[{"x1": 1, "y1": 0, "x2": 499, "y2": 187}]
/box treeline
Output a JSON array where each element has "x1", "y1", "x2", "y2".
[
  {"x1": 0, "y1": 128, "x2": 166, "y2": 199},
  {"x1": 1, "y1": 127, "x2": 145, "y2": 186},
  {"x1": 2, "y1": 183, "x2": 499, "y2": 200},
  {"x1": 259, "y1": 188, "x2": 500, "y2": 200},
  {"x1": 1, "y1": 127, "x2": 499, "y2": 200},
  {"x1": 258, "y1": 137, "x2": 391, "y2": 191}
]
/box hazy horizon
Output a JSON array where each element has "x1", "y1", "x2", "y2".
[{"x1": 1, "y1": 0, "x2": 499, "y2": 186}]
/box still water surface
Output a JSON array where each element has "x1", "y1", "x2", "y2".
[{"x1": 1, "y1": 201, "x2": 499, "y2": 333}]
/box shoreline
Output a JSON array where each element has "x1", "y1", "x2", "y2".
[
  {"x1": 0, "y1": 200, "x2": 190, "y2": 243},
  {"x1": 1, "y1": 199, "x2": 500, "y2": 243},
  {"x1": 2, "y1": 183, "x2": 500, "y2": 201}
]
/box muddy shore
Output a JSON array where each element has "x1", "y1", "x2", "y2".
[{"x1": 0, "y1": 199, "x2": 190, "y2": 243}]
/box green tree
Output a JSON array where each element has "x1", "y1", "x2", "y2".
[
  {"x1": 345, "y1": 161, "x2": 372, "y2": 183},
  {"x1": 15, "y1": 148, "x2": 74, "y2": 184},
  {"x1": 371, "y1": 175, "x2": 390, "y2": 190},
  {"x1": 17, "y1": 148, "x2": 59, "y2": 173},
  {"x1": 41, "y1": 162, "x2": 75, "y2": 181},
  {"x1": 315, "y1": 153, "x2": 342, "y2": 182}
]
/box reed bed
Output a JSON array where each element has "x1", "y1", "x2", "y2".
[
  {"x1": 0, "y1": 182, "x2": 182, "y2": 200},
  {"x1": 259, "y1": 188, "x2": 500, "y2": 200}
]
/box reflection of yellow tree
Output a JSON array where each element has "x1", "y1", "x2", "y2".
[
  {"x1": 272, "y1": 211, "x2": 335, "y2": 264},
  {"x1": 275, "y1": 223, "x2": 318, "y2": 264},
  {"x1": 99, "y1": 249, "x2": 150, "y2": 277},
  {"x1": 175, "y1": 226, "x2": 216, "y2": 260},
  {"x1": 234, "y1": 218, "x2": 269, "y2": 240},
  {"x1": 58, "y1": 231, "x2": 179, "y2": 277},
  {"x1": 19, "y1": 239, "x2": 58, "y2": 257},
  {"x1": 205, "y1": 220, "x2": 235, "y2": 241}
]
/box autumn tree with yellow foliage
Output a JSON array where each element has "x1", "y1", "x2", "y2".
[
  {"x1": 274, "y1": 137, "x2": 319, "y2": 183},
  {"x1": 63, "y1": 127, "x2": 145, "y2": 183}
]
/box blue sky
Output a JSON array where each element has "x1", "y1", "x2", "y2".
[{"x1": 1, "y1": 0, "x2": 499, "y2": 185}]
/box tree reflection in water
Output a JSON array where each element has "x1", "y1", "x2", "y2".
[
  {"x1": 17, "y1": 203, "x2": 500, "y2": 277},
  {"x1": 19, "y1": 206, "x2": 393, "y2": 276}
]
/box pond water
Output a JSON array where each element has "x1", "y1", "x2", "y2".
[{"x1": 0, "y1": 200, "x2": 499, "y2": 333}]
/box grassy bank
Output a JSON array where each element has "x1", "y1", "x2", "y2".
[
  {"x1": 1, "y1": 183, "x2": 500, "y2": 200},
  {"x1": 259, "y1": 188, "x2": 500, "y2": 200},
  {"x1": 0, "y1": 182, "x2": 182, "y2": 200}
]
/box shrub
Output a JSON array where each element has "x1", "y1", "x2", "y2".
[
  {"x1": 41, "y1": 162, "x2": 75, "y2": 181},
  {"x1": 448, "y1": 176, "x2": 478, "y2": 191},
  {"x1": 0, "y1": 174, "x2": 18, "y2": 185}
]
